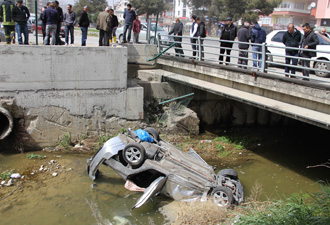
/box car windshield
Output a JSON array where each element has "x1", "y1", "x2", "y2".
[
  {"x1": 150, "y1": 24, "x2": 164, "y2": 31},
  {"x1": 317, "y1": 33, "x2": 330, "y2": 45}
]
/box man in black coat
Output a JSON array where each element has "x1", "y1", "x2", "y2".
[
  {"x1": 110, "y1": 8, "x2": 118, "y2": 43},
  {"x1": 54, "y1": 0, "x2": 64, "y2": 45},
  {"x1": 78, "y1": 5, "x2": 89, "y2": 46},
  {"x1": 282, "y1": 23, "x2": 301, "y2": 77},
  {"x1": 196, "y1": 17, "x2": 206, "y2": 60},
  {"x1": 237, "y1": 21, "x2": 250, "y2": 69},
  {"x1": 300, "y1": 23, "x2": 319, "y2": 80},
  {"x1": 168, "y1": 17, "x2": 184, "y2": 57},
  {"x1": 12, "y1": 0, "x2": 30, "y2": 45},
  {"x1": 219, "y1": 17, "x2": 237, "y2": 64}
]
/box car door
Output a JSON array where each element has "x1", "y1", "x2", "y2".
[{"x1": 267, "y1": 31, "x2": 286, "y2": 63}]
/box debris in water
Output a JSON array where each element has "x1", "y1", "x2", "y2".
[
  {"x1": 52, "y1": 172, "x2": 58, "y2": 177},
  {"x1": 10, "y1": 173, "x2": 21, "y2": 179},
  {"x1": 1, "y1": 181, "x2": 6, "y2": 185},
  {"x1": 50, "y1": 160, "x2": 56, "y2": 164},
  {"x1": 5, "y1": 179, "x2": 13, "y2": 186},
  {"x1": 200, "y1": 140, "x2": 212, "y2": 143}
]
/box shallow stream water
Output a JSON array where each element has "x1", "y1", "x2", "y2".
[{"x1": 0, "y1": 126, "x2": 329, "y2": 224}]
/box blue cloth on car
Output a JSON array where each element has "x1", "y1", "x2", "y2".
[{"x1": 135, "y1": 129, "x2": 154, "y2": 143}]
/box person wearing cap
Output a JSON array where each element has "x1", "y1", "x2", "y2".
[
  {"x1": 12, "y1": 0, "x2": 30, "y2": 45},
  {"x1": 0, "y1": 0, "x2": 16, "y2": 44},
  {"x1": 219, "y1": 17, "x2": 237, "y2": 65}
]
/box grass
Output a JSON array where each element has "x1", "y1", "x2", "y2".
[
  {"x1": 214, "y1": 136, "x2": 231, "y2": 143},
  {"x1": 27, "y1": 153, "x2": 45, "y2": 159},
  {"x1": 234, "y1": 182, "x2": 330, "y2": 225},
  {"x1": 58, "y1": 132, "x2": 73, "y2": 151},
  {"x1": 0, "y1": 170, "x2": 13, "y2": 180}
]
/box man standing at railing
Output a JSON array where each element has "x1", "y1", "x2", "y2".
[
  {"x1": 190, "y1": 15, "x2": 198, "y2": 59},
  {"x1": 238, "y1": 21, "x2": 250, "y2": 69},
  {"x1": 300, "y1": 23, "x2": 319, "y2": 81},
  {"x1": 123, "y1": 3, "x2": 136, "y2": 43},
  {"x1": 251, "y1": 21, "x2": 266, "y2": 69},
  {"x1": 219, "y1": 17, "x2": 237, "y2": 65},
  {"x1": 282, "y1": 23, "x2": 301, "y2": 78},
  {"x1": 169, "y1": 17, "x2": 184, "y2": 57},
  {"x1": 196, "y1": 17, "x2": 206, "y2": 60}
]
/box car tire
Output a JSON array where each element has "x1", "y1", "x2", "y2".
[
  {"x1": 122, "y1": 143, "x2": 146, "y2": 166},
  {"x1": 314, "y1": 61, "x2": 330, "y2": 77},
  {"x1": 211, "y1": 186, "x2": 233, "y2": 207},
  {"x1": 119, "y1": 34, "x2": 123, "y2": 43},
  {"x1": 144, "y1": 127, "x2": 160, "y2": 142},
  {"x1": 217, "y1": 169, "x2": 238, "y2": 180}
]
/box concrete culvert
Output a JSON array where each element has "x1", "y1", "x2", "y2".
[{"x1": 0, "y1": 107, "x2": 13, "y2": 140}]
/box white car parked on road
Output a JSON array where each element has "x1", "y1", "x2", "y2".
[{"x1": 266, "y1": 30, "x2": 330, "y2": 77}]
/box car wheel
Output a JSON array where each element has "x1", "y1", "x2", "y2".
[
  {"x1": 314, "y1": 61, "x2": 330, "y2": 77},
  {"x1": 122, "y1": 143, "x2": 146, "y2": 166},
  {"x1": 119, "y1": 34, "x2": 123, "y2": 43},
  {"x1": 144, "y1": 127, "x2": 160, "y2": 142},
  {"x1": 217, "y1": 169, "x2": 238, "y2": 180},
  {"x1": 211, "y1": 186, "x2": 233, "y2": 207}
]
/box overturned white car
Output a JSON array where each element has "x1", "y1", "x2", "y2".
[{"x1": 87, "y1": 128, "x2": 244, "y2": 209}]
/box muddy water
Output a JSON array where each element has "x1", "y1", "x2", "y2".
[{"x1": 0, "y1": 126, "x2": 329, "y2": 224}]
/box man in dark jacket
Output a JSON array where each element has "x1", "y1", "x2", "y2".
[
  {"x1": 219, "y1": 17, "x2": 237, "y2": 64},
  {"x1": 78, "y1": 5, "x2": 89, "y2": 46},
  {"x1": 12, "y1": 0, "x2": 29, "y2": 45},
  {"x1": 43, "y1": 2, "x2": 59, "y2": 45},
  {"x1": 196, "y1": 17, "x2": 206, "y2": 60},
  {"x1": 300, "y1": 23, "x2": 319, "y2": 80},
  {"x1": 282, "y1": 23, "x2": 301, "y2": 77},
  {"x1": 168, "y1": 17, "x2": 184, "y2": 57},
  {"x1": 123, "y1": 3, "x2": 136, "y2": 43},
  {"x1": 237, "y1": 21, "x2": 250, "y2": 69},
  {"x1": 251, "y1": 21, "x2": 266, "y2": 69},
  {"x1": 109, "y1": 8, "x2": 118, "y2": 43},
  {"x1": 54, "y1": 1, "x2": 64, "y2": 45},
  {"x1": 0, "y1": 0, "x2": 16, "y2": 44}
]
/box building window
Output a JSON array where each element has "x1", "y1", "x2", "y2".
[
  {"x1": 178, "y1": 11, "x2": 180, "y2": 16},
  {"x1": 276, "y1": 17, "x2": 289, "y2": 25},
  {"x1": 183, "y1": 9, "x2": 186, "y2": 17},
  {"x1": 260, "y1": 17, "x2": 272, "y2": 25},
  {"x1": 183, "y1": 2, "x2": 186, "y2": 8},
  {"x1": 293, "y1": 18, "x2": 303, "y2": 26},
  {"x1": 294, "y1": 3, "x2": 305, "y2": 10},
  {"x1": 328, "y1": 0, "x2": 330, "y2": 8},
  {"x1": 279, "y1": 2, "x2": 291, "y2": 8},
  {"x1": 178, "y1": 0, "x2": 180, "y2": 6}
]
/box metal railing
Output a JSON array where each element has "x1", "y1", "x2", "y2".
[{"x1": 156, "y1": 33, "x2": 330, "y2": 84}]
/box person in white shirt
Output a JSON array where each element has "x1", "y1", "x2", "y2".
[{"x1": 190, "y1": 15, "x2": 198, "y2": 59}]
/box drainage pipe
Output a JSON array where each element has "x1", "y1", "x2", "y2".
[{"x1": 0, "y1": 107, "x2": 13, "y2": 140}]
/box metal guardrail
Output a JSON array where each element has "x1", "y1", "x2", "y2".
[{"x1": 156, "y1": 33, "x2": 330, "y2": 84}]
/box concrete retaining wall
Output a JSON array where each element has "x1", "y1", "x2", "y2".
[{"x1": 0, "y1": 45, "x2": 146, "y2": 148}]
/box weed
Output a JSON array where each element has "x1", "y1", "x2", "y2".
[
  {"x1": 214, "y1": 136, "x2": 231, "y2": 143},
  {"x1": 58, "y1": 132, "x2": 73, "y2": 150},
  {"x1": 27, "y1": 153, "x2": 45, "y2": 159},
  {"x1": 0, "y1": 170, "x2": 13, "y2": 180},
  {"x1": 98, "y1": 133, "x2": 111, "y2": 145},
  {"x1": 235, "y1": 144, "x2": 244, "y2": 150},
  {"x1": 216, "y1": 144, "x2": 231, "y2": 157},
  {"x1": 235, "y1": 182, "x2": 330, "y2": 224},
  {"x1": 120, "y1": 127, "x2": 127, "y2": 134}
]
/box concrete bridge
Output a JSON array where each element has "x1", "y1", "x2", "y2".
[{"x1": 0, "y1": 44, "x2": 329, "y2": 149}]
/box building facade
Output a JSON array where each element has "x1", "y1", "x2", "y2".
[
  {"x1": 259, "y1": 0, "x2": 316, "y2": 29},
  {"x1": 315, "y1": 0, "x2": 330, "y2": 27}
]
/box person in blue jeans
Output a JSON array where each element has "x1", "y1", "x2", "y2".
[
  {"x1": 78, "y1": 6, "x2": 89, "y2": 46},
  {"x1": 12, "y1": 0, "x2": 30, "y2": 45},
  {"x1": 63, "y1": 4, "x2": 76, "y2": 46},
  {"x1": 282, "y1": 23, "x2": 301, "y2": 77},
  {"x1": 122, "y1": 3, "x2": 136, "y2": 43},
  {"x1": 251, "y1": 21, "x2": 266, "y2": 69}
]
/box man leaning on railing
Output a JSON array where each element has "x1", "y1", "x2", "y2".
[{"x1": 300, "y1": 23, "x2": 319, "y2": 81}]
